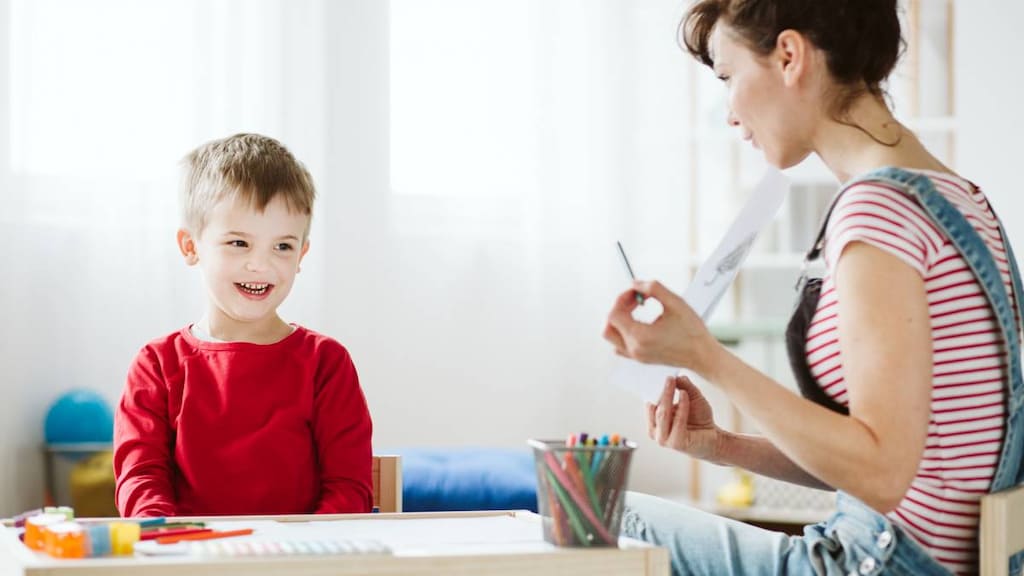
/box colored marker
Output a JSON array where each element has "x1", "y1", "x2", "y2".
[
  {"x1": 156, "y1": 528, "x2": 254, "y2": 545},
  {"x1": 542, "y1": 472, "x2": 567, "y2": 545},
  {"x1": 545, "y1": 469, "x2": 590, "y2": 545},
  {"x1": 591, "y1": 435, "x2": 609, "y2": 476},
  {"x1": 140, "y1": 528, "x2": 211, "y2": 541},
  {"x1": 615, "y1": 241, "x2": 645, "y2": 304},
  {"x1": 578, "y1": 433, "x2": 591, "y2": 469},
  {"x1": 542, "y1": 452, "x2": 616, "y2": 545},
  {"x1": 146, "y1": 522, "x2": 206, "y2": 531}
]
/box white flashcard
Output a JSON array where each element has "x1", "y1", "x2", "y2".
[{"x1": 611, "y1": 168, "x2": 790, "y2": 403}]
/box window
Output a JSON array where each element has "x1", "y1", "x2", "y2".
[{"x1": 389, "y1": 0, "x2": 539, "y2": 199}]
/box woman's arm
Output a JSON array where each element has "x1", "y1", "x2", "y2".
[
  {"x1": 705, "y1": 242, "x2": 932, "y2": 511},
  {"x1": 714, "y1": 432, "x2": 833, "y2": 491},
  {"x1": 646, "y1": 376, "x2": 831, "y2": 490},
  {"x1": 610, "y1": 240, "x2": 932, "y2": 512}
]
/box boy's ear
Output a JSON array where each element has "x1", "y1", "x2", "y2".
[
  {"x1": 177, "y1": 228, "x2": 200, "y2": 266},
  {"x1": 297, "y1": 240, "x2": 310, "y2": 273}
]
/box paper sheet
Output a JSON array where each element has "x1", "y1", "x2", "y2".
[
  {"x1": 611, "y1": 168, "x2": 790, "y2": 403},
  {"x1": 134, "y1": 516, "x2": 550, "y2": 557}
]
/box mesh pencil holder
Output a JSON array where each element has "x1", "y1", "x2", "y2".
[{"x1": 527, "y1": 438, "x2": 636, "y2": 547}]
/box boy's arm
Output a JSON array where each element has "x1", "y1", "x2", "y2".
[
  {"x1": 113, "y1": 347, "x2": 177, "y2": 517},
  {"x1": 313, "y1": 348, "x2": 374, "y2": 513}
]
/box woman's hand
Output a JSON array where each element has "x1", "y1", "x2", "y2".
[
  {"x1": 648, "y1": 375, "x2": 723, "y2": 461},
  {"x1": 603, "y1": 280, "x2": 720, "y2": 375}
]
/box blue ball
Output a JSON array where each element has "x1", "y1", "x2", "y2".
[{"x1": 44, "y1": 389, "x2": 114, "y2": 445}]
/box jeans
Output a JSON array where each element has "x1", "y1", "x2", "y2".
[{"x1": 622, "y1": 491, "x2": 951, "y2": 576}]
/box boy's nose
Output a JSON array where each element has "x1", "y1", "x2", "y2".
[{"x1": 245, "y1": 255, "x2": 268, "y2": 272}]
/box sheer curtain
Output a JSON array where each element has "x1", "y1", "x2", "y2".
[{"x1": 0, "y1": 0, "x2": 694, "y2": 514}]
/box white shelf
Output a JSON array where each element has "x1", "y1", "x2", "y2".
[
  {"x1": 661, "y1": 493, "x2": 835, "y2": 525},
  {"x1": 708, "y1": 319, "x2": 788, "y2": 343},
  {"x1": 698, "y1": 502, "x2": 834, "y2": 525}
]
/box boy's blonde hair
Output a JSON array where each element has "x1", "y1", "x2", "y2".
[{"x1": 180, "y1": 133, "x2": 316, "y2": 239}]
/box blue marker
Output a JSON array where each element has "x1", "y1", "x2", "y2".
[{"x1": 591, "y1": 434, "x2": 610, "y2": 476}]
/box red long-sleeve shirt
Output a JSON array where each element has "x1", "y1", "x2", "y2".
[{"x1": 113, "y1": 326, "x2": 373, "y2": 517}]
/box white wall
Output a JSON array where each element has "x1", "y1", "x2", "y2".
[
  {"x1": 315, "y1": 1, "x2": 694, "y2": 500},
  {"x1": 955, "y1": 1, "x2": 1024, "y2": 242},
  {"x1": 0, "y1": 0, "x2": 697, "y2": 516}
]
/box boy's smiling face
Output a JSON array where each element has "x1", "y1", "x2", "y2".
[{"x1": 177, "y1": 193, "x2": 310, "y2": 342}]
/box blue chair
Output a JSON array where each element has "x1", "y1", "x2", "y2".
[{"x1": 385, "y1": 447, "x2": 538, "y2": 513}]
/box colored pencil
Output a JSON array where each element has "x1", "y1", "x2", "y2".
[
  {"x1": 545, "y1": 469, "x2": 589, "y2": 546},
  {"x1": 156, "y1": 528, "x2": 254, "y2": 544},
  {"x1": 140, "y1": 528, "x2": 211, "y2": 541},
  {"x1": 543, "y1": 452, "x2": 615, "y2": 545}
]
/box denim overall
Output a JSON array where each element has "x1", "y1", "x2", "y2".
[{"x1": 622, "y1": 167, "x2": 1024, "y2": 575}]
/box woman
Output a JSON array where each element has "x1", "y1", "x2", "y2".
[{"x1": 603, "y1": 1, "x2": 1024, "y2": 574}]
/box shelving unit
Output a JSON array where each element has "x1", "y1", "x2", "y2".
[{"x1": 678, "y1": 0, "x2": 957, "y2": 519}]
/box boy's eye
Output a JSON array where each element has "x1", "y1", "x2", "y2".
[
  {"x1": 228, "y1": 240, "x2": 248, "y2": 248},
  {"x1": 276, "y1": 243, "x2": 294, "y2": 251}
]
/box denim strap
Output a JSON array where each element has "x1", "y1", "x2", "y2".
[{"x1": 841, "y1": 166, "x2": 1024, "y2": 491}]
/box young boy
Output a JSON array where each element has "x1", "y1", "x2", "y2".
[{"x1": 113, "y1": 133, "x2": 373, "y2": 517}]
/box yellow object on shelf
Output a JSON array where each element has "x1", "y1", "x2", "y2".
[
  {"x1": 716, "y1": 470, "x2": 754, "y2": 508},
  {"x1": 68, "y1": 450, "x2": 118, "y2": 518}
]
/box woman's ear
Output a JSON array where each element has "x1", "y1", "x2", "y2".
[
  {"x1": 177, "y1": 228, "x2": 200, "y2": 266},
  {"x1": 775, "y1": 29, "x2": 808, "y2": 88}
]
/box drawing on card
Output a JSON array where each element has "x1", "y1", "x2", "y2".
[{"x1": 704, "y1": 232, "x2": 757, "y2": 287}]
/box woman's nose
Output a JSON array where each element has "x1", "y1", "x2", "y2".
[{"x1": 726, "y1": 110, "x2": 740, "y2": 128}]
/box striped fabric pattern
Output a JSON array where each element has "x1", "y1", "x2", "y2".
[{"x1": 806, "y1": 170, "x2": 1011, "y2": 575}]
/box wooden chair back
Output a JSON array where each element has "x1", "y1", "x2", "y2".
[
  {"x1": 979, "y1": 483, "x2": 1024, "y2": 576},
  {"x1": 372, "y1": 455, "x2": 402, "y2": 513}
]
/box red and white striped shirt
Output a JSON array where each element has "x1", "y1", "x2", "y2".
[{"x1": 806, "y1": 169, "x2": 1012, "y2": 575}]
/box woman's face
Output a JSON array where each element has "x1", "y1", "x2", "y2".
[{"x1": 709, "y1": 24, "x2": 814, "y2": 169}]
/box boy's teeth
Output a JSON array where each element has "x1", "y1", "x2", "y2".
[{"x1": 238, "y1": 282, "x2": 269, "y2": 294}]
